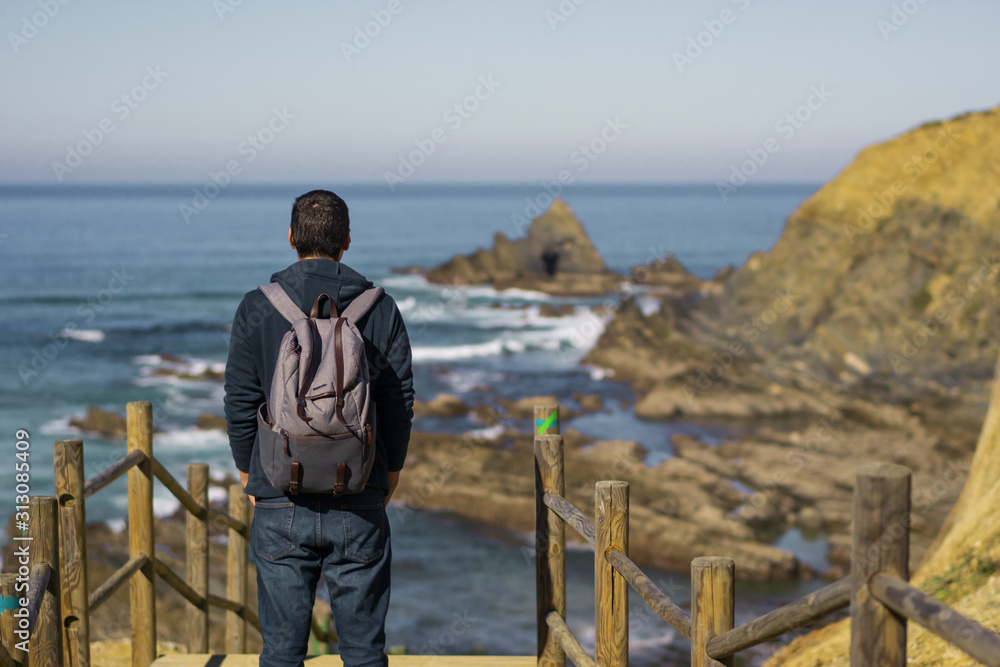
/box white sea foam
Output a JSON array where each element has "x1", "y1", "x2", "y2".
[
  {"x1": 438, "y1": 368, "x2": 505, "y2": 393},
  {"x1": 585, "y1": 365, "x2": 614, "y2": 380},
  {"x1": 466, "y1": 424, "x2": 504, "y2": 441},
  {"x1": 105, "y1": 518, "x2": 126, "y2": 533},
  {"x1": 410, "y1": 305, "x2": 609, "y2": 363},
  {"x1": 412, "y1": 340, "x2": 506, "y2": 362},
  {"x1": 395, "y1": 296, "x2": 417, "y2": 312},
  {"x1": 153, "y1": 495, "x2": 180, "y2": 518},
  {"x1": 155, "y1": 427, "x2": 229, "y2": 448},
  {"x1": 378, "y1": 274, "x2": 431, "y2": 290},
  {"x1": 132, "y1": 353, "x2": 225, "y2": 386},
  {"x1": 60, "y1": 328, "x2": 105, "y2": 343},
  {"x1": 636, "y1": 296, "x2": 662, "y2": 316},
  {"x1": 39, "y1": 415, "x2": 74, "y2": 435}
]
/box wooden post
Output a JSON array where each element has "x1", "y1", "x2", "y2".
[
  {"x1": 226, "y1": 484, "x2": 249, "y2": 653},
  {"x1": 535, "y1": 433, "x2": 566, "y2": 667},
  {"x1": 850, "y1": 463, "x2": 910, "y2": 667},
  {"x1": 534, "y1": 403, "x2": 560, "y2": 437},
  {"x1": 128, "y1": 401, "x2": 156, "y2": 667},
  {"x1": 54, "y1": 439, "x2": 90, "y2": 667},
  {"x1": 0, "y1": 574, "x2": 26, "y2": 666},
  {"x1": 595, "y1": 481, "x2": 628, "y2": 667},
  {"x1": 691, "y1": 557, "x2": 735, "y2": 667},
  {"x1": 186, "y1": 463, "x2": 209, "y2": 653},
  {"x1": 28, "y1": 496, "x2": 62, "y2": 665}
]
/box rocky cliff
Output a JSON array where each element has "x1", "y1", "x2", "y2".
[
  {"x1": 589, "y1": 106, "x2": 1000, "y2": 419},
  {"x1": 583, "y1": 105, "x2": 1000, "y2": 590}
]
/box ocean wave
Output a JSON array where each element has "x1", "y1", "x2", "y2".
[
  {"x1": 412, "y1": 340, "x2": 506, "y2": 362},
  {"x1": 59, "y1": 328, "x2": 105, "y2": 343},
  {"x1": 379, "y1": 274, "x2": 554, "y2": 302},
  {"x1": 437, "y1": 368, "x2": 505, "y2": 393},
  {"x1": 154, "y1": 427, "x2": 229, "y2": 448},
  {"x1": 39, "y1": 415, "x2": 74, "y2": 435},
  {"x1": 411, "y1": 308, "x2": 609, "y2": 363},
  {"x1": 133, "y1": 354, "x2": 225, "y2": 384}
]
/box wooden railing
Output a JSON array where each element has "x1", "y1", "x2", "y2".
[
  {"x1": 531, "y1": 403, "x2": 1000, "y2": 667},
  {"x1": 0, "y1": 400, "x2": 336, "y2": 667}
]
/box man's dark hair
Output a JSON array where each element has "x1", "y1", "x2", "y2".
[{"x1": 290, "y1": 190, "x2": 350, "y2": 259}]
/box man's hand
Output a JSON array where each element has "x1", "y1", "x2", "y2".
[
  {"x1": 239, "y1": 470, "x2": 255, "y2": 506},
  {"x1": 385, "y1": 470, "x2": 401, "y2": 504}
]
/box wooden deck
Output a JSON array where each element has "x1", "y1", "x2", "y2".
[{"x1": 151, "y1": 656, "x2": 534, "y2": 666}]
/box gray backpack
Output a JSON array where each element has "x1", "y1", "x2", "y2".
[{"x1": 256, "y1": 282, "x2": 383, "y2": 495}]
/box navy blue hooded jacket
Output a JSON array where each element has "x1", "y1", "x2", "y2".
[{"x1": 224, "y1": 258, "x2": 414, "y2": 499}]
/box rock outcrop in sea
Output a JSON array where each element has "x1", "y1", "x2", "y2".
[{"x1": 418, "y1": 199, "x2": 622, "y2": 296}]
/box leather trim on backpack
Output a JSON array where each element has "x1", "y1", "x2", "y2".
[
  {"x1": 333, "y1": 318, "x2": 347, "y2": 424},
  {"x1": 334, "y1": 462, "x2": 346, "y2": 494},
  {"x1": 289, "y1": 460, "x2": 301, "y2": 494}
]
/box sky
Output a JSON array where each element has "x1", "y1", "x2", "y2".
[{"x1": 1, "y1": 0, "x2": 997, "y2": 186}]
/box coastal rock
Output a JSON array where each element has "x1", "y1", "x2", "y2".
[
  {"x1": 537, "y1": 303, "x2": 576, "y2": 318},
  {"x1": 572, "y1": 392, "x2": 604, "y2": 413},
  {"x1": 393, "y1": 428, "x2": 804, "y2": 581},
  {"x1": 413, "y1": 393, "x2": 471, "y2": 418},
  {"x1": 195, "y1": 413, "x2": 227, "y2": 431},
  {"x1": 630, "y1": 254, "x2": 707, "y2": 293},
  {"x1": 70, "y1": 406, "x2": 129, "y2": 439},
  {"x1": 495, "y1": 395, "x2": 577, "y2": 420},
  {"x1": 421, "y1": 200, "x2": 622, "y2": 296}
]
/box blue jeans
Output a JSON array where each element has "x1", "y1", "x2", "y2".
[{"x1": 251, "y1": 489, "x2": 391, "y2": 667}]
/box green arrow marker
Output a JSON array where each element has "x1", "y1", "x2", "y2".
[{"x1": 536, "y1": 413, "x2": 558, "y2": 434}]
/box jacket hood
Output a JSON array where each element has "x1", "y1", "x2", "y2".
[{"x1": 270, "y1": 258, "x2": 374, "y2": 303}]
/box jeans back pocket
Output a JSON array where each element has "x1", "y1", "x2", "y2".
[
  {"x1": 341, "y1": 500, "x2": 386, "y2": 564},
  {"x1": 251, "y1": 500, "x2": 296, "y2": 561}
]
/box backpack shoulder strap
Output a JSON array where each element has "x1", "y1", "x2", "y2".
[
  {"x1": 341, "y1": 287, "x2": 385, "y2": 323},
  {"x1": 258, "y1": 283, "x2": 306, "y2": 324}
]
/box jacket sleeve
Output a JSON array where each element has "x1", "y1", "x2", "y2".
[
  {"x1": 372, "y1": 299, "x2": 414, "y2": 472},
  {"x1": 224, "y1": 297, "x2": 263, "y2": 473}
]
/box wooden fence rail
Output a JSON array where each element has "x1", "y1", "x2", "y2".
[
  {"x1": 532, "y1": 403, "x2": 1000, "y2": 667},
  {"x1": 0, "y1": 400, "x2": 335, "y2": 667}
]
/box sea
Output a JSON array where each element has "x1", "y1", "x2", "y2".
[{"x1": 0, "y1": 182, "x2": 831, "y2": 664}]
